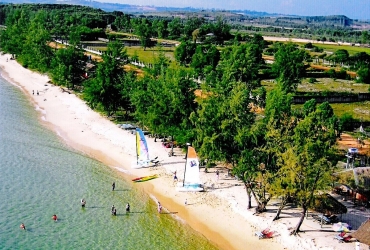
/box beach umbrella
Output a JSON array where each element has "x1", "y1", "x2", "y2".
[{"x1": 332, "y1": 222, "x2": 350, "y2": 232}]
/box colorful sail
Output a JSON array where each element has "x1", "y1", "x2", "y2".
[
  {"x1": 136, "y1": 128, "x2": 150, "y2": 166},
  {"x1": 178, "y1": 146, "x2": 203, "y2": 191}
]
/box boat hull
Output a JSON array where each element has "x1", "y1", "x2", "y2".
[
  {"x1": 176, "y1": 183, "x2": 204, "y2": 192},
  {"x1": 132, "y1": 174, "x2": 158, "y2": 182}
]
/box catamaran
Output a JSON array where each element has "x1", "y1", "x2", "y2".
[
  {"x1": 132, "y1": 128, "x2": 158, "y2": 168},
  {"x1": 177, "y1": 146, "x2": 204, "y2": 192}
]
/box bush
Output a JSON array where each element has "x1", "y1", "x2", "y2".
[
  {"x1": 339, "y1": 113, "x2": 356, "y2": 132},
  {"x1": 308, "y1": 78, "x2": 316, "y2": 83}
]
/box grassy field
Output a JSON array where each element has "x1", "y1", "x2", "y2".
[
  {"x1": 263, "y1": 78, "x2": 370, "y2": 121},
  {"x1": 292, "y1": 101, "x2": 370, "y2": 121},
  {"x1": 314, "y1": 44, "x2": 370, "y2": 55},
  {"x1": 125, "y1": 46, "x2": 176, "y2": 64},
  {"x1": 88, "y1": 46, "x2": 175, "y2": 64},
  {"x1": 262, "y1": 78, "x2": 369, "y2": 93}
]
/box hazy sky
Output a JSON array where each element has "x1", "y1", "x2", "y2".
[{"x1": 97, "y1": 0, "x2": 370, "y2": 20}]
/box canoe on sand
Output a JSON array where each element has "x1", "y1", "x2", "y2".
[{"x1": 132, "y1": 174, "x2": 158, "y2": 182}]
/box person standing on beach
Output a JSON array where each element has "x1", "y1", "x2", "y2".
[
  {"x1": 157, "y1": 201, "x2": 162, "y2": 213},
  {"x1": 216, "y1": 170, "x2": 219, "y2": 181},
  {"x1": 112, "y1": 182, "x2": 115, "y2": 191},
  {"x1": 173, "y1": 171, "x2": 178, "y2": 182}
]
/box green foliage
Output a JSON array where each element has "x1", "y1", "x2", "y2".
[
  {"x1": 131, "y1": 66, "x2": 197, "y2": 145},
  {"x1": 357, "y1": 64, "x2": 370, "y2": 84},
  {"x1": 190, "y1": 44, "x2": 220, "y2": 77},
  {"x1": 174, "y1": 41, "x2": 197, "y2": 65},
  {"x1": 134, "y1": 18, "x2": 153, "y2": 50},
  {"x1": 273, "y1": 101, "x2": 337, "y2": 233},
  {"x1": 191, "y1": 80, "x2": 255, "y2": 165},
  {"x1": 217, "y1": 39, "x2": 264, "y2": 88},
  {"x1": 272, "y1": 43, "x2": 309, "y2": 92},
  {"x1": 83, "y1": 41, "x2": 130, "y2": 115},
  {"x1": 308, "y1": 77, "x2": 317, "y2": 83}
]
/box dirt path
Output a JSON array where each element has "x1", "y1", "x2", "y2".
[{"x1": 337, "y1": 133, "x2": 370, "y2": 156}]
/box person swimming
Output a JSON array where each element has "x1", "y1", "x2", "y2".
[
  {"x1": 126, "y1": 203, "x2": 130, "y2": 213},
  {"x1": 52, "y1": 215, "x2": 58, "y2": 221},
  {"x1": 20, "y1": 223, "x2": 26, "y2": 230},
  {"x1": 81, "y1": 199, "x2": 86, "y2": 208}
]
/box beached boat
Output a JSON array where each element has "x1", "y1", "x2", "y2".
[
  {"x1": 132, "y1": 128, "x2": 156, "y2": 168},
  {"x1": 177, "y1": 146, "x2": 204, "y2": 192},
  {"x1": 132, "y1": 174, "x2": 158, "y2": 182}
]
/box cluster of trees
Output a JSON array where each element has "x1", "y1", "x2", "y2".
[
  {"x1": 0, "y1": 4, "x2": 355, "y2": 234},
  {"x1": 116, "y1": 15, "x2": 232, "y2": 47},
  {"x1": 236, "y1": 24, "x2": 370, "y2": 44}
]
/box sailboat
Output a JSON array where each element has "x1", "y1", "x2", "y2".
[
  {"x1": 132, "y1": 128, "x2": 154, "y2": 168},
  {"x1": 177, "y1": 146, "x2": 204, "y2": 192}
]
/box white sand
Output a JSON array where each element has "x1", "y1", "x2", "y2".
[
  {"x1": 1, "y1": 54, "x2": 365, "y2": 250},
  {"x1": 263, "y1": 36, "x2": 352, "y2": 46}
]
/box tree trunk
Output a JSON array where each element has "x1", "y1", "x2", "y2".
[
  {"x1": 244, "y1": 183, "x2": 252, "y2": 209},
  {"x1": 273, "y1": 195, "x2": 288, "y2": 221},
  {"x1": 290, "y1": 204, "x2": 307, "y2": 235}
]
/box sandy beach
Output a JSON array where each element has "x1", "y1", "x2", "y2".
[{"x1": 1, "y1": 54, "x2": 368, "y2": 250}]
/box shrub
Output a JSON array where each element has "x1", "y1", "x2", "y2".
[{"x1": 308, "y1": 77, "x2": 316, "y2": 83}]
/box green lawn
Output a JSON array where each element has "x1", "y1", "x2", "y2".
[
  {"x1": 125, "y1": 46, "x2": 175, "y2": 64},
  {"x1": 292, "y1": 102, "x2": 370, "y2": 121},
  {"x1": 262, "y1": 78, "x2": 369, "y2": 93},
  {"x1": 314, "y1": 44, "x2": 370, "y2": 55},
  {"x1": 86, "y1": 46, "x2": 175, "y2": 65},
  {"x1": 263, "y1": 78, "x2": 370, "y2": 121}
]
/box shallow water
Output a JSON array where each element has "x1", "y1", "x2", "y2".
[{"x1": 0, "y1": 75, "x2": 217, "y2": 250}]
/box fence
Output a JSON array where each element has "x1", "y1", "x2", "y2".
[{"x1": 292, "y1": 93, "x2": 370, "y2": 104}]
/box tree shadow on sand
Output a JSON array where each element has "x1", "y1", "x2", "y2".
[{"x1": 159, "y1": 212, "x2": 178, "y2": 215}]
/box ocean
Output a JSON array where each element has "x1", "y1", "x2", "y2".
[{"x1": 0, "y1": 74, "x2": 217, "y2": 250}]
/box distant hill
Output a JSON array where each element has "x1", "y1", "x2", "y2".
[{"x1": 1, "y1": 0, "x2": 368, "y2": 29}]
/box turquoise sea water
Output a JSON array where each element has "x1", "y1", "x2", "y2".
[{"x1": 0, "y1": 75, "x2": 217, "y2": 250}]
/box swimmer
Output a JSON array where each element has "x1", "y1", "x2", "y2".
[
  {"x1": 113, "y1": 208, "x2": 117, "y2": 216},
  {"x1": 111, "y1": 205, "x2": 115, "y2": 214},
  {"x1": 126, "y1": 203, "x2": 130, "y2": 213},
  {"x1": 52, "y1": 214, "x2": 58, "y2": 221},
  {"x1": 81, "y1": 199, "x2": 86, "y2": 208},
  {"x1": 112, "y1": 182, "x2": 115, "y2": 191},
  {"x1": 20, "y1": 223, "x2": 26, "y2": 230}
]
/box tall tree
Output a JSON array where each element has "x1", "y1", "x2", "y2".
[
  {"x1": 217, "y1": 40, "x2": 264, "y2": 89},
  {"x1": 131, "y1": 66, "x2": 197, "y2": 145},
  {"x1": 134, "y1": 18, "x2": 152, "y2": 50},
  {"x1": 275, "y1": 102, "x2": 337, "y2": 235},
  {"x1": 272, "y1": 43, "x2": 308, "y2": 92},
  {"x1": 83, "y1": 41, "x2": 129, "y2": 115}
]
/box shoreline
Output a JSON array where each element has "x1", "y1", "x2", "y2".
[
  {"x1": 0, "y1": 54, "x2": 285, "y2": 250},
  {"x1": 3, "y1": 54, "x2": 366, "y2": 250}
]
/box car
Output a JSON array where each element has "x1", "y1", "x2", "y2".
[{"x1": 348, "y1": 148, "x2": 359, "y2": 155}]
